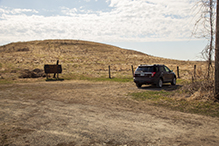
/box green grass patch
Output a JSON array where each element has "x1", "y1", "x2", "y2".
[
  {"x1": 0, "y1": 79, "x2": 14, "y2": 84},
  {"x1": 176, "y1": 78, "x2": 184, "y2": 84},
  {"x1": 0, "y1": 73, "x2": 133, "y2": 84},
  {"x1": 176, "y1": 78, "x2": 191, "y2": 85},
  {"x1": 130, "y1": 90, "x2": 172, "y2": 101},
  {"x1": 159, "y1": 100, "x2": 219, "y2": 117},
  {"x1": 62, "y1": 73, "x2": 133, "y2": 82},
  {"x1": 92, "y1": 77, "x2": 133, "y2": 82},
  {"x1": 130, "y1": 90, "x2": 219, "y2": 117}
]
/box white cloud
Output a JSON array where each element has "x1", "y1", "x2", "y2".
[
  {"x1": 61, "y1": 7, "x2": 77, "y2": 15},
  {"x1": 0, "y1": 0, "x2": 202, "y2": 45},
  {"x1": 0, "y1": 6, "x2": 38, "y2": 14}
]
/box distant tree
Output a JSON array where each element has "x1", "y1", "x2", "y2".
[{"x1": 193, "y1": 0, "x2": 216, "y2": 78}]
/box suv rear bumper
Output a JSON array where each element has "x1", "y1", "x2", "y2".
[{"x1": 134, "y1": 77, "x2": 158, "y2": 85}]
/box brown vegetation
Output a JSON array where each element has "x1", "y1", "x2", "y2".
[
  {"x1": 0, "y1": 39, "x2": 206, "y2": 81},
  {"x1": 0, "y1": 39, "x2": 214, "y2": 101}
]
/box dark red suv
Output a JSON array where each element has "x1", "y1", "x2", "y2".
[{"x1": 133, "y1": 64, "x2": 176, "y2": 88}]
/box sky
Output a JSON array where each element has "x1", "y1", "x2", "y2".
[{"x1": 0, "y1": 0, "x2": 210, "y2": 60}]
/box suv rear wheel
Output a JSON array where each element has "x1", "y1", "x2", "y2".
[
  {"x1": 156, "y1": 78, "x2": 163, "y2": 88},
  {"x1": 136, "y1": 83, "x2": 142, "y2": 88},
  {"x1": 171, "y1": 77, "x2": 176, "y2": 85}
]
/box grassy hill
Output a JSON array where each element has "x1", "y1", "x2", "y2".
[{"x1": 0, "y1": 39, "x2": 206, "y2": 83}]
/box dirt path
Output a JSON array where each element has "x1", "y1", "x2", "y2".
[{"x1": 0, "y1": 80, "x2": 219, "y2": 146}]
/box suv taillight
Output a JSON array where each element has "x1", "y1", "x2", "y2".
[{"x1": 151, "y1": 72, "x2": 156, "y2": 77}]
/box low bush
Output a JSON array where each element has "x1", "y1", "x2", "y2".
[{"x1": 19, "y1": 69, "x2": 46, "y2": 78}]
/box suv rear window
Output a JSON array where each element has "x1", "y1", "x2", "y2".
[{"x1": 136, "y1": 66, "x2": 156, "y2": 72}]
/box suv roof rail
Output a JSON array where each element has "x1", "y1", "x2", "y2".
[
  {"x1": 139, "y1": 64, "x2": 162, "y2": 66},
  {"x1": 153, "y1": 64, "x2": 162, "y2": 66}
]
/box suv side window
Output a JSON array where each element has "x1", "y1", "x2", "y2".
[
  {"x1": 155, "y1": 67, "x2": 159, "y2": 72},
  {"x1": 164, "y1": 66, "x2": 170, "y2": 72},
  {"x1": 160, "y1": 66, "x2": 165, "y2": 72}
]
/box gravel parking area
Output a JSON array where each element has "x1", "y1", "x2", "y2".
[{"x1": 0, "y1": 80, "x2": 219, "y2": 146}]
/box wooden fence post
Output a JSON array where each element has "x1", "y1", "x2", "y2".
[
  {"x1": 177, "y1": 66, "x2": 180, "y2": 78},
  {"x1": 131, "y1": 65, "x2": 134, "y2": 76},
  {"x1": 108, "y1": 65, "x2": 111, "y2": 79},
  {"x1": 194, "y1": 65, "x2": 196, "y2": 79}
]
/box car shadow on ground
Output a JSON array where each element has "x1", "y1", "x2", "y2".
[
  {"x1": 139, "y1": 84, "x2": 182, "y2": 91},
  {"x1": 45, "y1": 78, "x2": 64, "y2": 82}
]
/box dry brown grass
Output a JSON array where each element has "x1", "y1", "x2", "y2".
[{"x1": 0, "y1": 39, "x2": 207, "y2": 82}]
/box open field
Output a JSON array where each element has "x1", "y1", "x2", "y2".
[
  {"x1": 0, "y1": 40, "x2": 208, "y2": 83},
  {"x1": 1, "y1": 80, "x2": 219, "y2": 146}
]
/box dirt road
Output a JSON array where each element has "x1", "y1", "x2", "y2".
[{"x1": 0, "y1": 80, "x2": 219, "y2": 146}]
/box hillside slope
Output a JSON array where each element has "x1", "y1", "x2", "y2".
[{"x1": 0, "y1": 39, "x2": 204, "y2": 81}]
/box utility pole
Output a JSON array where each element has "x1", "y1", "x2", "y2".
[{"x1": 215, "y1": 0, "x2": 219, "y2": 100}]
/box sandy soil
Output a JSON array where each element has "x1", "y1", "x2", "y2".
[{"x1": 0, "y1": 80, "x2": 219, "y2": 146}]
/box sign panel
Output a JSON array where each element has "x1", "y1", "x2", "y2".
[{"x1": 44, "y1": 65, "x2": 62, "y2": 74}]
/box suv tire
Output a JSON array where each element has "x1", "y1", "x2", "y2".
[
  {"x1": 171, "y1": 77, "x2": 176, "y2": 85},
  {"x1": 136, "y1": 83, "x2": 142, "y2": 88},
  {"x1": 156, "y1": 78, "x2": 163, "y2": 88}
]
